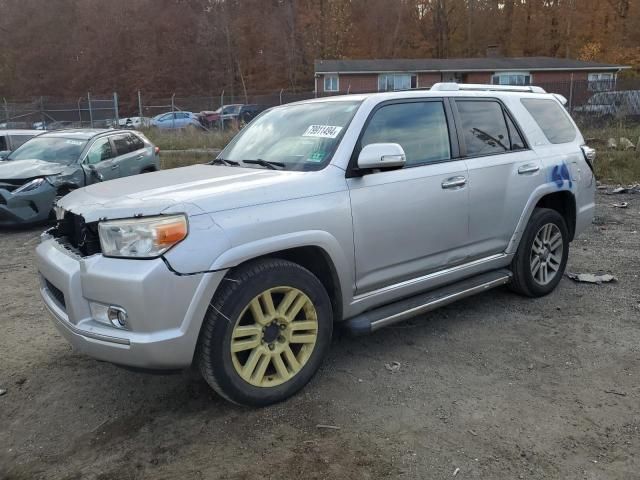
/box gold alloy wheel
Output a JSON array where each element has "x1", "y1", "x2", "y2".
[{"x1": 230, "y1": 286, "x2": 319, "y2": 388}]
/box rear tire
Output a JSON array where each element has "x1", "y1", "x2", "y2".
[
  {"x1": 509, "y1": 208, "x2": 569, "y2": 297},
  {"x1": 197, "y1": 258, "x2": 333, "y2": 407}
]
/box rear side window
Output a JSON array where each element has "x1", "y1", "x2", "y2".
[
  {"x1": 127, "y1": 133, "x2": 144, "y2": 151},
  {"x1": 456, "y1": 100, "x2": 517, "y2": 156},
  {"x1": 360, "y1": 101, "x2": 451, "y2": 166},
  {"x1": 521, "y1": 98, "x2": 576, "y2": 144},
  {"x1": 0, "y1": 136, "x2": 7, "y2": 151},
  {"x1": 112, "y1": 134, "x2": 130, "y2": 155}
]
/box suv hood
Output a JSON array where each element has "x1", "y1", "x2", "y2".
[
  {"x1": 58, "y1": 164, "x2": 342, "y2": 222},
  {"x1": 0, "y1": 159, "x2": 67, "y2": 180}
]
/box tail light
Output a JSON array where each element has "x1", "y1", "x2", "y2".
[
  {"x1": 580, "y1": 145, "x2": 596, "y2": 173},
  {"x1": 154, "y1": 146, "x2": 160, "y2": 155}
]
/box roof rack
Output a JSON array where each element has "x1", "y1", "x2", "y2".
[{"x1": 431, "y1": 82, "x2": 546, "y2": 94}]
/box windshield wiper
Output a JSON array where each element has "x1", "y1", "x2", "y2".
[
  {"x1": 242, "y1": 159, "x2": 285, "y2": 170},
  {"x1": 209, "y1": 158, "x2": 240, "y2": 166}
]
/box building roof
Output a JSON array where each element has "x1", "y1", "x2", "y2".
[{"x1": 314, "y1": 57, "x2": 629, "y2": 74}]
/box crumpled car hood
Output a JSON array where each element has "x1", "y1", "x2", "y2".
[
  {"x1": 58, "y1": 164, "x2": 336, "y2": 222},
  {"x1": 0, "y1": 159, "x2": 67, "y2": 180}
]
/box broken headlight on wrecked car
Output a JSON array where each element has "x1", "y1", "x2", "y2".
[
  {"x1": 13, "y1": 177, "x2": 47, "y2": 193},
  {"x1": 98, "y1": 215, "x2": 188, "y2": 258}
]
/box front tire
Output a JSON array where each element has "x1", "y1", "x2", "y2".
[
  {"x1": 197, "y1": 259, "x2": 333, "y2": 406},
  {"x1": 510, "y1": 208, "x2": 569, "y2": 297}
]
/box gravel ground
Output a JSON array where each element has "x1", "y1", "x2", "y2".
[{"x1": 1, "y1": 191, "x2": 639, "y2": 480}]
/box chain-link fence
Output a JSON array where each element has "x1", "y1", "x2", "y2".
[
  {"x1": 1, "y1": 94, "x2": 119, "y2": 130},
  {"x1": 3, "y1": 77, "x2": 640, "y2": 132}
]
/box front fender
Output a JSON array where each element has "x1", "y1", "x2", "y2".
[{"x1": 163, "y1": 227, "x2": 353, "y2": 313}]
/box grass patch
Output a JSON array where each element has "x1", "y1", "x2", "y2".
[
  {"x1": 142, "y1": 128, "x2": 236, "y2": 151},
  {"x1": 160, "y1": 151, "x2": 212, "y2": 170},
  {"x1": 581, "y1": 123, "x2": 640, "y2": 184}
]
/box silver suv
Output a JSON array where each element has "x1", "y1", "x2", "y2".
[{"x1": 36, "y1": 84, "x2": 596, "y2": 406}]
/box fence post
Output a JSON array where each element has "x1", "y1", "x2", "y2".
[
  {"x1": 87, "y1": 92, "x2": 94, "y2": 128},
  {"x1": 40, "y1": 96, "x2": 46, "y2": 130},
  {"x1": 138, "y1": 90, "x2": 143, "y2": 119},
  {"x1": 219, "y1": 90, "x2": 225, "y2": 130},
  {"x1": 171, "y1": 93, "x2": 176, "y2": 129},
  {"x1": 568, "y1": 73, "x2": 574, "y2": 112},
  {"x1": 77, "y1": 97, "x2": 83, "y2": 127},
  {"x1": 279, "y1": 89, "x2": 284, "y2": 105},
  {"x1": 2, "y1": 98, "x2": 8, "y2": 126},
  {"x1": 113, "y1": 92, "x2": 120, "y2": 128}
]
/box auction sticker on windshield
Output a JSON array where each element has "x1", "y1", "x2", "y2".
[{"x1": 302, "y1": 125, "x2": 343, "y2": 139}]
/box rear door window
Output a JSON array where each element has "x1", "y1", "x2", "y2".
[
  {"x1": 360, "y1": 101, "x2": 451, "y2": 166},
  {"x1": 521, "y1": 98, "x2": 576, "y2": 144},
  {"x1": 112, "y1": 134, "x2": 131, "y2": 156},
  {"x1": 126, "y1": 133, "x2": 144, "y2": 151},
  {"x1": 0, "y1": 135, "x2": 7, "y2": 151},
  {"x1": 456, "y1": 100, "x2": 515, "y2": 156}
]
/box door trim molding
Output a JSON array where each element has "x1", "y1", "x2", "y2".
[{"x1": 352, "y1": 253, "x2": 508, "y2": 303}]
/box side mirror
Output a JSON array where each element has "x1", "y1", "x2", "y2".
[
  {"x1": 89, "y1": 164, "x2": 104, "y2": 182},
  {"x1": 357, "y1": 143, "x2": 406, "y2": 170}
]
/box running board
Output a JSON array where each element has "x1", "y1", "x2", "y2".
[{"x1": 343, "y1": 269, "x2": 512, "y2": 336}]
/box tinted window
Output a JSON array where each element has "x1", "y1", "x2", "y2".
[
  {"x1": 521, "y1": 98, "x2": 576, "y2": 144},
  {"x1": 0, "y1": 136, "x2": 7, "y2": 151},
  {"x1": 86, "y1": 137, "x2": 114, "y2": 164},
  {"x1": 505, "y1": 115, "x2": 525, "y2": 150},
  {"x1": 112, "y1": 134, "x2": 130, "y2": 155},
  {"x1": 456, "y1": 100, "x2": 512, "y2": 156},
  {"x1": 361, "y1": 101, "x2": 451, "y2": 166},
  {"x1": 127, "y1": 133, "x2": 144, "y2": 151}
]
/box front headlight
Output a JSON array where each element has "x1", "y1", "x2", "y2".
[
  {"x1": 14, "y1": 177, "x2": 46, "y2": 193},
  {"x1": 98, "y1": 215, "x2": 188, "y2": 258}
]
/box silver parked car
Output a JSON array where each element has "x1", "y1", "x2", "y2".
[
  {"x1": 0, "y1": 129, "x2": 159, "y2": 226},
  {"x1": 36, "y1": 84, "x2": 595, "y2": 406}
]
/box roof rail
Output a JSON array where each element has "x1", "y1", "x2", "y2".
[{"x1": 431, "y1": 82, "x2": 546, "y2": 94}]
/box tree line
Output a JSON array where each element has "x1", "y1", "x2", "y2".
[{"x1": 0, "y1": 0, "x2": 638, "y2": 99}]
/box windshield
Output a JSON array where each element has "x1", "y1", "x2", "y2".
[
  {"x1": 7, "y1": 137, "x2": 87, "y2": 163},
  {"x1": 220, "y1": 100, "x2": 361, "y2": 171}
]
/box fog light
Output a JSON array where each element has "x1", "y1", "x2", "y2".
[
  {"x1": 89, "y1": 302, "x2": 128, "y2": 329},
  {"x1": 107, "y1": 306, "x2": 128, "y2": 328}
]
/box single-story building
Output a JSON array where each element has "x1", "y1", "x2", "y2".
[{"x1": 314, "y1": 54, "x2": 630, "y2": 97}]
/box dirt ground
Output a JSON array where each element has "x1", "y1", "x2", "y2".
[{"x1": 1, "y1": 190, "x2": 639, "y2": 480}]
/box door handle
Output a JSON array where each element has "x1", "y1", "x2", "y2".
[
  {"x1": 441, "y1": 176, "x2": 467, "y2": 189},
  {"x1": 137, "y1": 154, "x2": 144, "y2": 159},
  {"x1": 111, "y1": 164, "x2": 118, "y2": 170},
  {"x1": 518, "y1": 163, "x2": 540, "y2": 174}
]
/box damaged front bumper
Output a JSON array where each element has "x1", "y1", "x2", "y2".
[
  {"x1": 36, "y1": 233, "x2": 228, "y2": 369},
  {"x1": 0, "y1": 182, "x2": 57, "y2": 226}
]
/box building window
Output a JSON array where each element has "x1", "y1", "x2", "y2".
[
  {"x1": 491, "y1": 72, "x2": 531, "y2": 86},
  {"x1": 324, "y1": 75, "x2": 339, "y2": 92},
  {"x1": 378, "y1": 74, "x2": 418, "y2": 92},
  {"x1": 588, "y1": 73, "x2": 615, "y2": 92}
]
